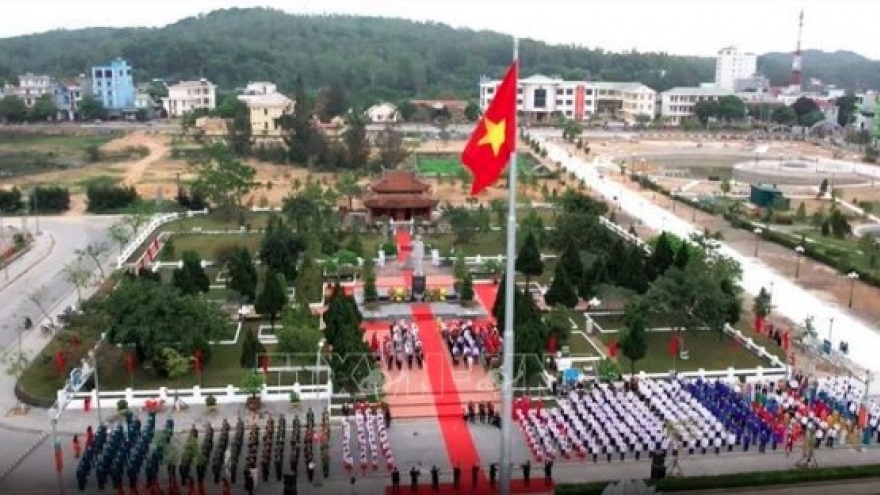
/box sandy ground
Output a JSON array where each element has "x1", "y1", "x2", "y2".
[{"x1": 6, "y1": 134, "x2": 565, "y2": 214}]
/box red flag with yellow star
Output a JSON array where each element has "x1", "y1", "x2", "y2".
[{"x1": 461, "y1": 61, "x2": 518, "y2": 195}]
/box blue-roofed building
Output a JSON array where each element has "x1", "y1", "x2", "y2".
[{"x1": 90, "y1": 57, "x2": 135, "y2": 113}]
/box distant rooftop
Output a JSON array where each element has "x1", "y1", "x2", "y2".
[{"x1": 663, "y1": 86, "x2": 735, "y2": 96}]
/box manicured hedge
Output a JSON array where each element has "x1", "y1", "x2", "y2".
[
  {"x1": 554, "y1": 463, "x2": 880, "y2": 494},
  {"x1": 631, "y1": 173, "x2": 880, "y2": 290}
]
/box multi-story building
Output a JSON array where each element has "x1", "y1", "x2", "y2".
[
  {"x1": 366, "y1": 102, "x2": 399, "y2": 123},
  {"x1": 91, "y1": 57, "x2": 135, "y2": 111},
  {"x1": 853, "y1": 91, "x2": 877, "y2": 133},
  {"x1": 243, "y1": 92, "x2": 294, "y2": 140},
  {"x1": 479, "y1": 75, "x2": 656, "y2": 124},
  {"x1": 161, "y1": 79, "x2": 217, "y2": 118},
  {"x1": 12, "y1": 73, "x2": 54, "y2": 107},
  {"x1": 54, "y1": 75, "x2": 89, "y2": 121},
  {"x1": 715, "y1": 46, "x2": 757, "y2": 91},
  {"x1": 660, "y1": 86, "x2": 735, "y2": 125},
  {"x1": 241, "y1": 81, "x2": 278, "y2": 97}
]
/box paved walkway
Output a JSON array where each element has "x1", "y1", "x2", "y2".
[{"x1": 540, "y1": 138, "x2": 880, "y2": 377}]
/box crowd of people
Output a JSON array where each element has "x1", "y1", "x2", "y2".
[
  {"x1": 439, "y1": 318, "x2": 501, "y2": 370},
  {"x1": 376, "y1": 319, "x2": 425, "y2": 370},
  {"x1": 514, "y1": 374, "x2": 880, "y2": 465}
]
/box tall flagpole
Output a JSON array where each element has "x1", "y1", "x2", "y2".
[{"x1": 499, "y1": 36, "x2": 519, "y2": 495}]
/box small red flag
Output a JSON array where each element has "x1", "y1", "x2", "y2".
[
  {"x1": 125, "y1": 353, "x2": 136, "y2": 376},
  {"x1": 782, "y1": 331, "x2": 791, "y2": 352},
  {"x1": 55, "y1": 351, "x2": 67, "y2": 376},
  {"x1": 260, "y1": 355, "x2": 269, "y2": 374},
  {"x1": 668, "y1": 335, "x2": 680, "y2": 358},
  {"x1": 461, "y1": 60, "x2": 518, "y2": 195},
  {"x1": 754, "y1": 316, "x2": 764, "y2": 335},
  {"x1": 54, "y1": 443, "x2": 63, "y2": 473},
  {"x1": 547, "y1": 333, "x2": 558, "y2": 354},
  {"x1": 608, "y1": 340, "x2": 618, "y2": 358}
]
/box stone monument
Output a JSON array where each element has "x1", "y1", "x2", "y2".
[{"x1": 410, "y1": 235, "x2": 427, "y2": 301}]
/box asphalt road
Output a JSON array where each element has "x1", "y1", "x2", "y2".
[{"x1": 0, "y1": 216, "x2": 116, "y2": 352}]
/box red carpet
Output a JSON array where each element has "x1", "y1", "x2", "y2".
[
  {"x1": 474, "y1": 283, "x2": 499, "y2": 321},
  {"x1": 411, "y1": 304, "x2": 481, "y2": 466},
  {"x1": 396, "y1": 228, "x2": 412, "y2": 265},
  {"x1": 385, "y1": 479, "x2": 554, "y2": 495}
]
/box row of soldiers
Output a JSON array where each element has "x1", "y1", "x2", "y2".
[{"x1": 390, "y1": 460, "x2": 554, "y2": 492}]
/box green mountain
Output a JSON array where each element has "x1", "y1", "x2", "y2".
[
  {"x1": 0, "y1": 8, "x2": 875, "y2": 101},
  {"x1": 758, "y1": 49, "x2": 880, "y2": 91}
]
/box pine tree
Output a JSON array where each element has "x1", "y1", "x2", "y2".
[
  {"x1": 256, "y1": 271, "x2": 288, "y2": 327},
  {"x1": 239, "y1": 328, "x2": 266, "y2": 369},
  {"x1": 619, "y1": 303, "x2": 647, "y2": 375},
  {"x1": 323, "y1": 284, "x2": 371, "y2": 393},
  {"x1": 558, "y1": 241, "x2": 584, "y2": 285},
  {"x1": 621, "y1": 245, "x2": 650, "y2": 294},
  {"x1": 515, "y1": 231, "x2": 544, "y2": 287},
  {"x1": 362, "y1": 257, "x2": 378, "y2": 303},
  {"x1": 459, "y1": 272, "x2": 475, "y2": 306},
  {"x1": 172, "y1": 251, "x2": 210, "y2": 295},
  {"x1": 227, "y1": 247, "x2": 258, "y2": 302},
  {"x1": 579, "y1": 257, "x2": 607, "y2": 299},
  {"x1": 544, "y1": 262, "x2": 579, "y2": 308},
  {"x1": 647, "y1": 232, "x2": 675, "y2": 280},
  {"x1": 673, "y1": 242, "x2": 690, "y2": 270}
]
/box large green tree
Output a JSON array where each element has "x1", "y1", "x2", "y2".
[
  {"x1": 280, "y1": 74, "x2": 324, "y2": 164},
  {"x1": 0, "y1": 95, "x2": 27, "y2": 123},
  {"x1": 255, "y1": 271, "x2": 288, "y2": 327},
  {"x1": 172, "y1": 251, "x2": 210, "y2": 295},
  {"x1": 223, "y1": 246, "x2": 258, "y2": 302},
  {"x1": 342, "y1": 112, "x2": 371, "y2": 171},
  {"x1": 323, "y1": 284, "x2": 371, "y2": 393},
  {"x1": 259, "y1": 216, "x2": 305, "y2": 281},
  {"x1": 515, "y1": 231, "x2": 544, "y2": 287},
  {"x1": 28, "y1": 94, "x2": 57, "y2": 122},
  {"x1": 544, "y1": 262, "x2": 579, "y2": 308},
  {"x1": 189, "y1": 142, "x2": 256, "y2": 213},
  {"x1": 619, "y1": 303, "x2": 648, "y2": 375},
  {"x1": 99, "y1": 278, "x2": 224, "y2": 373}
]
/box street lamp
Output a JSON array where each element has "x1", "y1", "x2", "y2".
[
  {"x1": 314, "y1": 338, "x2": 326, "y2": 385},
  {"x1": 753, "y1": 227, "x2": 763, "y2": 257},
  {"x1": 847, "y1": 271, "x2": 859, "y2": 308},
  {"x1": 794, "y1": 245, "x2": 805, "y2": 278},
  {"x1": 89, "y1": 332, "x2": 107, "y2": 426},
  {"x1": 828, "y1": 317, "x2": 835, "y2": 346}
]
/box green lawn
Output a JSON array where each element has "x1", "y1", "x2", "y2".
[
  {"x1": 162, "y1": 212, "x2": 276, "y2": 233},
  {"x1": 597, "y1": 330, "x2": 771, "y2": 373},
  {"x1": 416, "y1": 152, "x2": 541, "y2": 176},
  {"x1": 0, "y1": 133, "x2": 120, "y2": 152},
  {"x1": 568, "y1": 332, "x2": 600, "y2": 357},
  {"x1": 164, "y1": 233, "x2": 263, "y2": 260}
]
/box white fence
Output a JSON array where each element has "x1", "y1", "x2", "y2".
[
  {"x1": 59, "y1": 380, "x2": 333, "y2": 411},
  {"x1": 116, "y1": 209, "x2": 209, "y2": 268}
]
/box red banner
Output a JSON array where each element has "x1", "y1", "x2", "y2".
[
  {"x1": 574, "y1": 85, "x2": 586, "y2": 121},
  {"x1": 54, "y1": 351, "x2": 66, "y2": 377},
  {"x1": 54, "y1": 444, "x2": 63, "y2": 473},
  {"x1": 260, "y1": 355, "x2": 269, "y2": 374},
  {"x1": 668, "y1": 335, "x2": 680, "y2": 358},
  {"x1": 125, "y1": 353, "x2": 136, "y2": 376},
  {"x1": 608, "y1": 340, "x2": 618, "y2": 358}
]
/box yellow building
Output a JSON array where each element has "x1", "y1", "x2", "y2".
[{"x1": 240, "y1": 92, "x2": 294, "y2": 141}]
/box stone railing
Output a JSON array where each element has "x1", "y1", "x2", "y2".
[
  {"x1": 116, "y1": 209, "x2": 208, "y2": 268},
  {"x1": 58, "y1": 377, "x2": 332, "y2": 411}
]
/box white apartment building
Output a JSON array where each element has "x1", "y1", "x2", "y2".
[
  {"x1": 240, "y1": 81, "x2": 278, "y2": 99},
  {"x1": 162, "y1": 79, "x2": 217, "y2": 118},
  {"x1": 715, "y1": 46, "x2": 757, "y2": 91},
  {"x1": 660, "y1": 86, "x2": 735, "y2": 125},
  {"x1": 366, "y1": 102, "x2": 399, "y2": 123},
  {"x1": 479, "y1": 75, "x2": 656, "y2": 124},
  {"x1": 244, "y1": 92, "x2": 295, "y2": 141},
  {"x1": 12, "y1": 73, "x2": 54, "y2": 107}
]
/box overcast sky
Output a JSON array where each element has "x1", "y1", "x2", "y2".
[{"x1": 4, "y1": 0, "x2": 879, "y2": 59}]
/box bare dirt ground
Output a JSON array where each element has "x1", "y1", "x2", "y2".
[{"x1": 6, "y1": 133, "x2": 562, "y2": 215}]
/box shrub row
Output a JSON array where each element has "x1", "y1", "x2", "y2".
[{"x1": 631, "y1": 173, "x2": 880, "y2": 290}]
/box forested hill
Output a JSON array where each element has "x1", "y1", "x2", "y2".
[
  {"x1": 0, "y1": 8, "x2": 875, "y2": 101},
  {"x1": 0, "y1": 7, "x2": 713, "y2": 100},
  {"x1": 758, "y1": 50, "x2": 880, "y2": 91}
]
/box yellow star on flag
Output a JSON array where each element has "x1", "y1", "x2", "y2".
[{"x1": 478, "y1": 118, "x2": 506, "y2": 157}]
